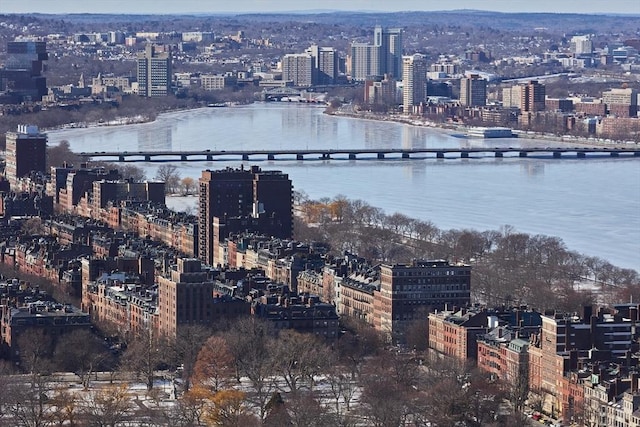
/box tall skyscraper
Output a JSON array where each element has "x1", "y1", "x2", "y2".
[
  {"x1": 4, "y1": 125, "x2": 47, "y2": 188},
  {"x1": 281, "y1": 53, "x2": 313, "y2": 87},
  {"x1": 402, "y1": 54, "x2": 428, "y2": 114},
  {"x1": 0, "y1": 40, "x2": 48, "y2": 102},
  {"x1": 460, "y1": 74, "x2": 487, "y2": 106},
  {"x1": 198, "y1": 166, "x2": 293, "y2": 266},
  {"x1": 374, "y1": 26, "x2": 404, "y2": 79},
  {"x1": 137, "y1": 44, "x2": 172, "y2": 97},
  {"x1": 350, "y1": 26, "x2": 403, "y2": 82}
]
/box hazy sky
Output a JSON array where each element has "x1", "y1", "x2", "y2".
[{"x1": 2, "y1": 0, "x2": 639, "y2": 15}]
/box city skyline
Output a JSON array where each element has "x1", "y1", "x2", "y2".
[{"x1": 2, "y1": 0, "x2": 639, "y2": 15}]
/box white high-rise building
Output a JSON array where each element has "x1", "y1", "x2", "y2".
[
  {"x1": 350, "y1": 42, "x2": 379, "y2": 82},
  {"x1": 402, "y1": 54, "x2": 427, "y2": 115},
  {"x1": 570, "y1": 35, "x2": 593, "y2": 55}
]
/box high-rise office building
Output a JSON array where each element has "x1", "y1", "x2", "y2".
[
  {"x1": 306, "y1": 45, "x2": 338, "y2": 85},
  {"x1": 350, "y1": 26, "x2": 403, "y2": 82},
  {"x1": 402, "y1": 54, "x2": 428, "y2": 114},
  {"x1": 198, "y1": 166, "x2": 293, "y2": 266},
  {"x1": 0, "y1": 40, "x2": 48, "y2": 102},
  {"x1": 374, "y1": 26, "x2": 403, "y2": 80},
  {"x1": 522, "y1": 80, "x2": 546, "y2": 112},
  {"x1": 502, "y1": 80, "x2": 546, "y2": 112},
  {"x1": 4, "y1": 125, "x2": 47, "y2": 188},
  {"x1": 281, "y1": 53, "x2": 313, "y2": 87},
  {"x1": 460, "y1": 74, "x2": 487, "y2": 106},
  {"x1": 137, "y1": 44, "x2": 172, "y2": 97}
]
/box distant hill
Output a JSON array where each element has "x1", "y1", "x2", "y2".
[{"x1": 8, "y1": 10, "x2": 639, "y2": 33}]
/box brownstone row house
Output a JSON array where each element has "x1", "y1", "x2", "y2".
[{"x1": 427, "y1": 304, "x2": 640, "y2": 425}]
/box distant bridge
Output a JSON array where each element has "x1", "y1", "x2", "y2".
[
  {"x1": 77, "y1": 147, "x2": 640, "y2": 163},
  {"x1": 261, "y1": 87, "x2": 304, "y2": 101}
]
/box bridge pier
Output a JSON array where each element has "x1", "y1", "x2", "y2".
[
  {"x1": 145, "y1": 155, "x2": 151, "y2": 161},
  {"x1": 495, "y1": 152, "x2": 503, "y2": 158},
  {"x1": 242, "y1": 154, "x2": 249, "y2": 161},
  {"x1": 436, "y1": 152, "x2": 445, "y2": 159},
  {"x1": 349, "y1": 153, "x2": 357, "y2": 160},
  {"x1": 207, "y1": 155, "x2": 213, "y2": 161},
  {"x1": 268, "y1": 154, "x2": 275, "y2": 160},
  {"x1": 519, "y1": 151, "x2": 527, "y2": 157},
  {"x1": 402, "y1": 152, "x2": 410, "y2": 159},
  {"x1": 553, "y1": 152, "x2": 562, "y2": 158},
  {"x1": 119, "y1": 155, "x2": 125, "y2": 162},
  {"x1": 377, "y1": 153, "x2": 385, "y2": 159},
  {"x1": 610, "y1": 152, "x2": 619, "y2": 157},
  {"x1": 461, "y1": 151, "x2": 469, "y2": 158},
  {"x1": 296, "y1": 154, "x2": 304, "y2": 160},
  {"x1": 321, "y1": 153, "x2": 330, "y2": 160},
  {"x1": 577, "y1": 152, "x2": 586, "y2": 158},
  {"x1": 181, "y1": 155, "x2": 188, "y2": 161},
  {"x1": 635, "y1": 151, "x2": 640, "y2": 157}
]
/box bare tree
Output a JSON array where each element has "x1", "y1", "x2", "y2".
[
  {"x1": 4, "y1": 373, "x2": 53, "y2": 427},
  {"x1": 118, "y1": 164, "x2": 146, "y2": 182},
  {"x1": 284, "y1": 390, "x2": 336, "y2": 427},
  {"x1": 53, "y1": 329, "x2": 112, "y2": 389},
  {"x1": 48, "y1": 386, "x2": 81, "y2": 427},
  {"x1": 335, "y1": 317, "x2": 383, "y2": 380},
  {"x1": 325, "y1": 363, "x2": 358, "y2": 417},
  {"x1": 155, "y1": 164, "x2": 181, "y2": 194},
  {"x1": 358, "y1": 352, "x2": 418, "y2": 427},
  {"x1": 47, "y1": 140, "x2": 82, "y2": 168},
  {"x1": 269, "y1": 329, "x2": 331, "y2": 395},
  {"x1": 223, "y1": 317, "x2": 277, "y2": 421},
  {"x1": 120, "y1": 328, "x2": 167, "y2": 391},
  {"x1": 169, "y1": 325, "x2": 212, "y2": 392},
  {"x1": 81, "y1": 383, "x2": 133, "y2": 427},
  {"x1": 16, "y1": 329, "x2": 54, "y2": 378},
  {"x1": 180, "y1": 177, "x2": 196, "y2": 195}
]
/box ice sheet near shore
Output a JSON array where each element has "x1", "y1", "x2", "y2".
[{"x1": 165, "y1": 195, "x2": 198, "y2": 213}]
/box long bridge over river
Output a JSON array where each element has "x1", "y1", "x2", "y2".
[{"x1": 78, "y1": 146, "x2": 640, "y2": 162}]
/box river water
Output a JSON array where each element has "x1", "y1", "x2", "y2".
[{"x1": 48, "y1": 103, "x2": 640, "y2": 271}]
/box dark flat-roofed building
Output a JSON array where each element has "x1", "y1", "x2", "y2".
[
  {"x1": 199, "y1": 166, "x2": 293, "y2": 267},
  {"x1": 378, "y1": 260, "x2": 471, "y2": 340}
]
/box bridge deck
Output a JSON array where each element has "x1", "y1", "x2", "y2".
[{"x1": 77, "y1": 147, "x2": 640, "y2": 162}]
